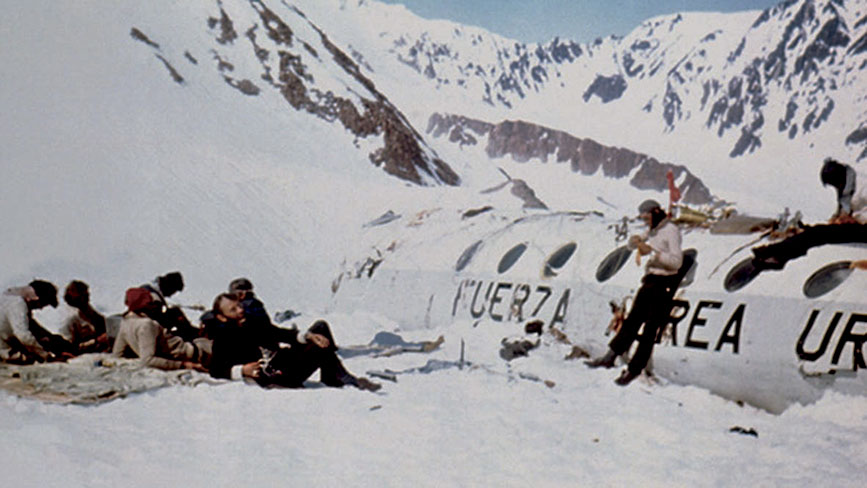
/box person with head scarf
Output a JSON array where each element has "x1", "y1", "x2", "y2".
[{"x1": 585, "y1": 199, "x2": 683, "y2": 386}]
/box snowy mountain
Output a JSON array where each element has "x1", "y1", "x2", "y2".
[
  {"x1": 427, "y1": 113, "x2": 715, "y2": 205},
  {"x1": 299, "y1": 0, "x2": 867, "y2": 217},
  {"x1": 0, "y1": 0, "x2": 467, "y2": 311},
  {"x1": 2, "y1": 2, "x2": 867, "y2": 486},
  {"x1": 129, "y1": 0, "x2": 458, "y2": 187}
]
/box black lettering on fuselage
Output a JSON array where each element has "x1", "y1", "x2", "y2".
[
  {"x1": 796, "y1": 310, "x2": 843, "y2": 361},
  {"x1": 489, "y1": 282, "x2": 512, "y2": 321},
  {"x1": 685, "y1": 300, "x2": 722, "y2": 350},
  {"x1": 509, "y1": 284, "x2": 532, "y2": 321},
  {"x1": 666, "y1": 299, "x2": 691, "y2": 347},
  {"x1": 831, "y1": 313, "x2": 867, "y2": 370},
  {"x1": 550, "y1": 289, "x2": 570, "y2": 327},
  {"x1": 531, "y1": 286, "x2": 552, "y2": 317},
  {"x1": 714, "y1": 303, "x2": 745, "y2": 354},
  {"x1": 471, "y1": 281, "x2": 493, "y2": 319}
]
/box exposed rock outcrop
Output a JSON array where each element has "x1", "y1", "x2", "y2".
[{"x1": 428, "y1": 113, "x2": 714, "y2": 205}]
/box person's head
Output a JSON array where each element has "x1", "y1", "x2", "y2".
[
  {"x1": 63, "y1": 280, "x2": 90, "y2": 308},
  {"x1": 28, "y1": 279, "x2": 58, "y2": 310},
  {"x1": 637, "y1": 199, "x2": 666, "y2": 229},
  {"x1": 125, "y1": 287, "x2": 158, "y2": 316},
  {"x1": 227, "y1": 277, "x2": 254, "y2": 300},
  {"x1": 213, "y1": 292, "x2": 245, "y2": 324},
  {"x1": 820, "y1": 158, "x2": 848, "y2": 192},
  {"x1": 157, "y1": 271, "x2": 184, "y2": 297}
]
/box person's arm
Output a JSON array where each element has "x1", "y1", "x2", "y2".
[
  {"x1": 647, "y1": 224, "x2": 683, "y2": 272},
  {"x1": 837, "y1": 166, "x2": 856, "y2": 215},
  {"x1": 6, "y1": 300, "x2": 48, "y2": 359}
]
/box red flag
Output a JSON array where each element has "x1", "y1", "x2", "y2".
[{"x1": 666, "y1": 170, "x2": 681, "y2": 206}]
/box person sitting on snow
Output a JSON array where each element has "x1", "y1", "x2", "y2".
[
  {"x1": 0, "y1": 280, "x2": 61, "y2": 364},
  {"x1": 821, "y1": 158, "x2": 867, "y2": 224},
  {"x1": 112, "y1": 287, "x2": 206, "y2": 371},
  {"x1": 208, "y1": 292, "x2": 379, "y2": 391},
  {"x1": 585, "y1": 199, "x2": 683, "y2": 386},
  {"x1": 752, "y1": 159, "x2": 867, "y2": 271},
  {"x1": 200, "y1": 277, "x2": 271, "y2": 340},
  {"x1": 57, "y1": 280, "x2": 110, "y2": 354},
  {"x1": 141, "y1": 271, "x2": 198, "y2": 341}
]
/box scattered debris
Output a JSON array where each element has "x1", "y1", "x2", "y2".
[
  {"x1": 156, "y1": 54, "x2": 185, "y2": 84},
  {"x1": 728, "y1": 426, "x2": 758, "y2": 437},
  {"x1": 339, "y1": 332, "x2": 444, "y2": 359},
  {"x1": 364, "y1": 210, "x2": 401, "y2": 227},
  {"x1": 462, "y1": 206, "x2": 493, "y2": 219},
  {"x1": 130, "y1": 27, "x2": 160, "y2": 49}
]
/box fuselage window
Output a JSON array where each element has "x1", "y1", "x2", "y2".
[
  {"x1": 455, "y1": 240, "x2": 483, "y2": 272},
  {"x1": 498, "y1": 242, "x2": 528, "y2": 274},
  {"x1": 544, "y1": 242, "x2": 577, "y2": 277},
  {"x1": 596, "y1": 245, "x2": 632, "y2": 282},
  {"x1": 723, "y1": 257, "x2": 760, "y2": 292},
  {"x1": 803, "y1": 261, "x2": 854, "y2": 298},
  {"x1": 678, "y1": 249, "x2": 698, "y2": 287}
]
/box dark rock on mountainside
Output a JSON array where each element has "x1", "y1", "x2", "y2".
[
  {"x1": 428, "y1": 114, "x2": 714, "y2": 205},
  {"x1": 131, "y1": 0, "x2": 459, "y2": 187}
]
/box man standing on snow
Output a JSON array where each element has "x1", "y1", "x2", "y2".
[
  {"x1": 0, "y1": 280, "x2": 60, "y2": 363},
  {"x1": 585, "y1": 200, "x2": 683, "y2": 386},
  {"x1": 208, "y1": 292, "x2": 379, "y2": 391}
]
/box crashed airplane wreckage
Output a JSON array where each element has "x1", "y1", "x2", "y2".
[{"x1": 331, "y1": 207, "x2": 867, "y2": 414}]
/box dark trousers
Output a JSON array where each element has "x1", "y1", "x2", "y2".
[
  {"x1": 753, "y1": 223, "x2": 867, "y2": 268},
  {"x1": 608, "y1": 274, "x2": 679, "y2": 375},
  {"x1": 29, "y1": 319, "x2": 76, "y2": 356},
  {"x1": 262, "y1": 321, "x2": 354, "y2": 388}
]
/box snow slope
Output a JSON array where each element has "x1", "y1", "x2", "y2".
[{"x1": 1, "y1": 1, "x2": 866, "y2": 486}]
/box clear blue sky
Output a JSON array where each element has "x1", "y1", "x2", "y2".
[{"x1": 380, "y1": 0, "x2": 786, "y2": 43}]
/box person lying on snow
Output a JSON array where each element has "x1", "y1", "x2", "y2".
[
  {"x1": 112, "y1": 287, "x2": 207, "y2": 371},
  {"x1": 207, "y1": 292, "x2": 380, "y2": 391},
  {"x1": 752, "y1": 158, "x2": 867, "y2": 271}
]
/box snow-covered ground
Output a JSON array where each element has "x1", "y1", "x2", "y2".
[
  {"x1": 1, "y1": 1, "x2": 866, "y2": 486},
  {"x1": 3, "y1": 313, "x2": 867, "y2": 487}
]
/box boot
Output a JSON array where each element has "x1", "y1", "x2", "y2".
[
  {"x1": 584, "y1": 349, "x2": 617, "y2": 369},
  {"x1": 354, "y1": 376, "x2": 382, "y2": 392},
  {"x1": 614, "y1": 369, "x2": 638, "y2": 386}
]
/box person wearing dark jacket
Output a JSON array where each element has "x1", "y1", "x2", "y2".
[
  {"x1": 585, "y1": 199, "x2": 684, "y2": 386},
  {"x1": 751, "y1": 158, "x2": 867, "y2": 271},
  {"x1": 141, "y1": 271, "x2": 198, "y2": 341},
  {"x1": 208, "y1": 292, "x2": 379, "y2": 390}
]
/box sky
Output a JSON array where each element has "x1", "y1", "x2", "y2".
[{"x1": 380, "y1": 0, "x2": 787, "y2": 43}]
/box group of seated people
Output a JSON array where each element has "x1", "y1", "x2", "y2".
[{"x1": 0, "y1": 273, "x2": 380, "y2": 391}]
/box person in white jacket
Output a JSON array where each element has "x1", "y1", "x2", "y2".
[
  {"x1": 586, "y1": 199, "x2": 684, "y2": 385},
  {"x1": 0, "y1": 280, "x2": 58, "y2": 363}
]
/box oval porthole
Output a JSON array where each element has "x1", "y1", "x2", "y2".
[
  {"x1": 498, "y1": 242, "x2": 528, "y2": 274},
  {"x1": 803, "y1": 261, "x2": 853, "y2": 299},
  {"x1": 723, "y1": 257, "x2": 760, "y2": 292},
  {"x1": 595, "y1": 246, "x2": 632, "y2": 282},
  {"x1": 455, "y1": 240, "x2": 483, "y2": 272},
  {"x1": 544, "y1": 242, "x2": 577, "y2": 277},
  {"x1": 678, "y1": 249, "x2": 698, "y2": 287}
]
